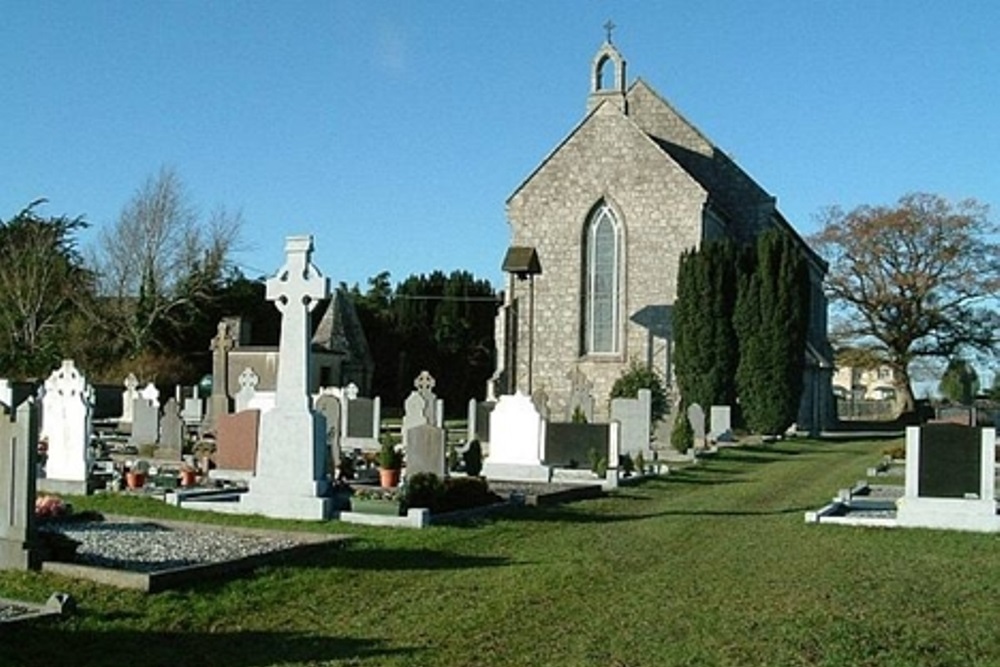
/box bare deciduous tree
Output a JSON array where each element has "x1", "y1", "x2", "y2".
[
  {"x1": 811, "y1": 193, "x2": 1000, "y2": 413},
  {"x1": 93, "y1": 166, "x2": 243, "y2": 357}
]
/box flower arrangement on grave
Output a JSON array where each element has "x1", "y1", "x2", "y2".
[
  {"x1": 35, "y1": 494, "x2": 69, "y2": 519},
  {"x1": 349, "y1": 484, "x2": 404, "y2": 515},
  {"x1": 352, "y1": 485, "x2": 404, "y2": 502}
]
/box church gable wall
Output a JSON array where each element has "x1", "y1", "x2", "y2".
[
  {"x1": 506, "y1": 105, "x2": 706, "y2": 419},
  {"x1": 627, "y1": 82, "x2": 776, "y2": 238}
]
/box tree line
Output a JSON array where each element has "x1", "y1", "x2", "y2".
[
  {"x1": 349, "y1": 270, "x2": 497, "y2": 416},
  {"x1": 1, "y1": 168, "x2": 499, "y2": 400}
]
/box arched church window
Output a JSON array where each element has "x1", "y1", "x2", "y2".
[{"x1": 584, "y1": 202, "x2": 621, "y2": 354}]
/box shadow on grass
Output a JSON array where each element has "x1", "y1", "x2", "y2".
[
  {"x1": 0, "y1": 627, "x2": 414, "y2": 667},
  {"x1": 293, "y1": 545, "x2": 513, "y2": 572},
  {"x1": 508, "y1": 503, "x2": 814, "y2": 525}
]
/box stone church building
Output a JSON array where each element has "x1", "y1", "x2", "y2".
[{"x1": 493, "y1": 37, "x2": 835, "y2": 434}]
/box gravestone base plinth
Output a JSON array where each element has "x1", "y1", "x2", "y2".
[
  {"x1": 239, "y1": 490, "x2": 335, "y2": 521},
  {"x1": 482, "y1": 462, "x2": 552, "y2": 483},
  {"x1": 37, "y1": 479, "x2": 89, "y2": 496},
  {"x1": 0, "y1": 539, "x2": 39, "y2": 571},
  {"x1": 896, "y1": 497, "x2": 1000, "y2": 532},
  {"x1": 241, "y1": 409, "x2": 333, "y2": 521}
]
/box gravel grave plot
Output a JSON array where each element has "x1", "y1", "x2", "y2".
[{"x1": 38, "y1": 520, "x2": 301, "y2": 573}]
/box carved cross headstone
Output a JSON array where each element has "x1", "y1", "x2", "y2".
[
  {"x1": 344, "y1": 382, "x2": 359, "y2": 401},
  {"x1": 414, "y1": 371, "x2": 436, "y2": 396},
  {"x1": 121, "y1": 373, "x2": 140, "y2": 423},
  {"x1": 40, "y1": 360, "x2": 93, "y2": 486},
  {"x1": 206, "y1": 321, "x2": 235, "y2": 428},
  {"x1": 242, "y1": 235, "x2": 334, "y2": 520},
  {"x1": 140, "y1": 382, "x2": 160, "y2": 408},
  {"x1": 266, "y1": 236, "x2": 328, "y2": 412},
  {"x1": 235, "y1": 367, "x2": 260, "y2": 413}
]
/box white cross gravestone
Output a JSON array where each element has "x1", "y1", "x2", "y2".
[
  {"x1": 403, "y1": 371, "x2": 437, "y2": 449},
  {"x1": 140, "y1": 382, "x2": 160, "y2": 408},
  {"x1": 242, "y1": 235, "x2": 334, "y2": 520},
  {"x1": 120, "y1": 373, "x2": 139, "y2": 424},
  {"x1": 39, "y1": 360, "x2": 93, "y2": 494},
  {"x1": 235, "y1": 367, "x2": 260, "y2": 413}
]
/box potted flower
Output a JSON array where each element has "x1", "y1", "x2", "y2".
[
  {"x1": 126, "y1": 459, "x2": 150, "y2": 490},
  {"x1": 378, "y1": 436, "x2": 403, "y2": 488},
  {"x1": 179, "y1": 463, "x2": 198, "y2": 488}
]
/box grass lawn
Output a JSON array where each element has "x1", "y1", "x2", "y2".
[{"x1": 3, "y1": 436, "x2": 999, "y2": 667}]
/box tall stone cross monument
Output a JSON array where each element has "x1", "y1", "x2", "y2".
[
  {"x1": 204, "y1": 321, "x2": 234, "y2": 432},
  {"x1": 242, "y1": 235, "x2": 334, "y2": 520}
]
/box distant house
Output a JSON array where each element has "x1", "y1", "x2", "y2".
[{"x1": 832, "y1": 365, "x2": 897, "y2": 402}]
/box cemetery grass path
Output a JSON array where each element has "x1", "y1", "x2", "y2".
[{"x1": 4, "y1": 437, "x2": 1000, "y2": 666}]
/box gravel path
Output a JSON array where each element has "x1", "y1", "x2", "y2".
[{"x1": 38, "y1": 520, "x2": 299, "y2": 573}]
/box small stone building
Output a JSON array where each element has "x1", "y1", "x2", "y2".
[
  {"x1": 226, "y1": 286, "x2": 374, "y2": 396},
  {"x1": 493, "y1": 36, "x2": 835, "y2": 433}
]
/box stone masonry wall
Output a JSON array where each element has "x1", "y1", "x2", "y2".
[{"x1": 506, "y1": 102, "x2": 707, "y2": 420}]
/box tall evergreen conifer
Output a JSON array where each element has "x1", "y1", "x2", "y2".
[
  {"x1": 735, "y1": 230, "x2": 809, "y2": 435},
  {"x1": 674, "y1": 240, "x2": 742, "y2": 410}
]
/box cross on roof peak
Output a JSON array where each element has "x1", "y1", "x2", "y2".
[{"x1": 603, "y1": 19, "x2": 616, "y2": 44}]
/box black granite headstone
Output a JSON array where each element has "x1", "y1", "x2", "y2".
[{"x1": 917, "y1": 424, "x2": 981, "y2": 498}]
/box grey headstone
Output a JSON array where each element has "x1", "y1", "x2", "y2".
[
  {"x1": 130, "y1": 398, "x2": 160, "y2": 446},
  {"x1": 0, "y1": 400, "x2": 39, "y2": 570},
  {"x1": 687, "y1": 403, "x2": 706, "y2": 442},
  {"x1": 402, "y1": 391, "x2": 431, "y2": 448},
  {"x1": 611, "y1": 388, "x2": 651, "y2": 457},
  {"x1": 709, "y1": 405, "x2": 733, "y2": 442},
  {"x1": 468, "y1": 398, "x2": 495, "y2": 444},
  {"x1": 315, "y1": 393, "x2": 342, "y2": 465},
  {"x1": 159, "y1": 398, "x2": 184, "y2": 454},
  {"x1": 405, "y1": 423, "x2": 446, "y2": 477},
  {"x1": 182, "y1": 394, "x2": 204, "y2": 426}
]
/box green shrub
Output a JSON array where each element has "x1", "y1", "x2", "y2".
[
  {"x1": 588, "y1": 448, "x2": 608, "y2": 477},
  {"x1": 403, "y1": 473, "x2": 501, "y2": 514},
  {"x1": 610, "y1": 360, "x2": 669, "y2": 425},
  {"x1": 619, "y1": 453, "x2": 635, "y2": 477},
  {"x1": 441, "y1": 476, "x2": 500, "y2": 512},
  {"x1": 571, "y1": 406, "x2": 588, "y2": 423},
  {"x1": 671, "y1": 413, "x2": 693, "y2": 453},
  {"x1": 635, "y1": 451, "x2": 646, "y2": 474},
  {"x1": 463, "y1": 440, "x2": 483, "y2": 477},
  {"x1": 403, "y1": 472, "x2": 445, "y2": 511}
]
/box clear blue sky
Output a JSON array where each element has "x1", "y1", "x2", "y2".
[{"x1": 3, "y1": 1, "x2": 998, "y2": 295}]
